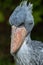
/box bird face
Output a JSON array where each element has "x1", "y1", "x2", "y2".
[
  {"x1": 9, "y1": 1, "x2": 34, "y2": 33},
  {"x1": 9, "y1": 1, "x2": 34, "y2": 56}
]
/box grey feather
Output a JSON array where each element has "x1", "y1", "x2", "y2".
[
  {"x1": 14, "y1": 36, "x2": 43, "y2": 65},
  {"x1": 9, "y1": 1, "x2": 34, "y2": 33}
]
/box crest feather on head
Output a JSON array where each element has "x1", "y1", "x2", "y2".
[{"x1": 20, "y1": 1, "x2": 33, "y2": 13}]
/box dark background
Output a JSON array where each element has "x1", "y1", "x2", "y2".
[{"x1": 0, "y1": 0, "x2": 43, "y2": 65}]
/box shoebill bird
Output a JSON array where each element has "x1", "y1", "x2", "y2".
[{"x1": 9, "y1": 1, "x2": 43, "y2": 65}]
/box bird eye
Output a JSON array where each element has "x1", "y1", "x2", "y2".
[
  {"x1": 18, "y1": 22, "x2": 24, "y2": 27},
  {"x1": 29, "y1": 22, "x2": 33, "y2": 25}
]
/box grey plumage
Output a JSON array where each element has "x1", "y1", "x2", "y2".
[
  {"x1": 9, "y1": 1, "x2": 43, "y2": 65},
  {"x1": 9, "y1": 1, "x2": 34, "y2": 33}
]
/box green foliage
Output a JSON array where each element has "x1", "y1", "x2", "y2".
[
  {"x1": 0, "y1": 53, "x2": 15, "y2": 65},
  {"x1": 0, "y1": 58, "x2": 15, "y2": 65},
  {"x1": 0, "y1": 11, "x2": 5, "y2": 22},
  {"x1": 33, "y1": 11, "x2": 42, "y2": 24},
  {"x1": 28, "y1": 0, "x2": 43, "y2": 24}
]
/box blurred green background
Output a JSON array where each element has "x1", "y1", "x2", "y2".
[{"x1": 0, "y1": 0, "x2": 43, "y2": 65}]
